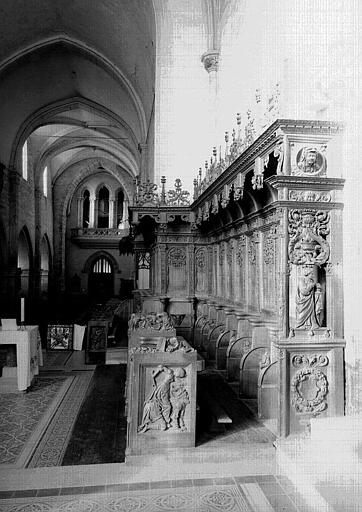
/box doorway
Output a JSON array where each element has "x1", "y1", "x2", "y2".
[{"x1": 88, "y1": 256, "x2": 114, "y2": 299}]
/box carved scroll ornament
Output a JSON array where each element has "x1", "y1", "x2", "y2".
[{"x1": 288, "y1": 209, "x2": 330, "y2": 266}]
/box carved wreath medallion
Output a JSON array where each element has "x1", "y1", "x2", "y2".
[{"x1": 291, "y1": 354, "x2": 329, "y2": 415}]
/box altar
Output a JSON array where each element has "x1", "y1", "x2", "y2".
[{"x1": 0, "y1": 326, "x2": 43, "y2": 392}]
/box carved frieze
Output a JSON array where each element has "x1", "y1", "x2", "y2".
[
  {"x1": 288, "y1": 209, "x2": 330, "y2": 266},
  {"x1": 289, "y1": 190, "x2": 331, "y2": 202},
  {"x1": 128, "y1": 312, "x2": 175, "y2": 332},
  {"x1": 168, "y1": 247, "x2": 186, "y2": 267},
  {"x1": 138, "y1": 365, "x2": 190, "y2": 433}
]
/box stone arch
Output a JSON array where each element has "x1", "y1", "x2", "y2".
[{"x1": 9, "y1": 96, "x2": 141, "y2": 174}]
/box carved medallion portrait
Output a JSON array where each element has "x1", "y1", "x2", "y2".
[{"x1": 296, "y1": 147, "x2": 325, "y2": 176}]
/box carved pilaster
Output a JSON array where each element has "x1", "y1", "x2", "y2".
[{"x1": 160, "y1": 244, "x2": 167, "y2": 294}]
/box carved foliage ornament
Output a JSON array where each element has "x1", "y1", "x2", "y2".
[
  {"x1": 263, "y1": 233, "x2": 275, "y2": 265},
  {"x1": 236, "y1": 235, "x2": 246, "y2": 266},
  {"x1": 135, "y1": 179, "x2": 159, "y2": 206},
  {"x1": 291, "y1": 353, "x2": 329, "y2": 415},
  {"x1": 288, "y1": 209, "x2": 330, "y2": 266},
  {"x1": 168, "y1": 247, "x2": 186, "y2": 267},
  {"x1": 167, "y1": 179, "x2": 190, "y2": 206},
  {"x1": 195, "y1": 248, "x2": 206, "y2": 269}
]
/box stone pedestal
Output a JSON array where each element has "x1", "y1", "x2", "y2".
[
  {"x1": 275, "y1": 333, "x2": 345, "y2": 436},
  {"x1": 126, "y1": 336, "x2": 197, "y2": 457}
]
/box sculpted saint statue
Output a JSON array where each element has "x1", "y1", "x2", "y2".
[{"x1": 295, "y1": 266, "x2": 323, "y2": 330}]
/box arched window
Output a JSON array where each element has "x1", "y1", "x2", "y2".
[
  {"x1": 92, "y1": 257, "x2": 112, "y2": 274},
  {"x1": 83, "y1": 190, "x2": 90, "y2": 227},
  {"x1": 97, "y1": 186, "x2": 109, "y2": 228},
  {"x1": 17, "y1": 228, "x2": 32, "y2": 297},
  {"x1": 40, "y1": 235, "x2": 51, "y2": 294},
  {"x1": 22, "y1": 141, "x2": 28, "y2": 180},
  {"x1": 43, "y1": 166, "x2": 48, "y2": 197}
]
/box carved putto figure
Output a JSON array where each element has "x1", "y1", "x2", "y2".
[
  {"x1": 295, "y1": 266, "x2": 324, "y2": 330},
  {"x1": 138, "y1": 365, "x2": 189, "y2": 433}
]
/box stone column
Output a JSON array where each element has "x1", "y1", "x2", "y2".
[
  {"x1": 138, "y1": 143, "x2": 149, "y2": 180},
  {"x1": 201, "y1": 50, "x2": 220, "y2": 143},
  {"x1": 89, "y1": 194, "x2": 96, "y2": 228},
  {"x1": 109, "y1": 198, "x2": 115, "y2": 228},
  {"x1": 122, "y1": 199, "x2": 130, "y2": 229},
  {"x1": 77, "y1": 196, "x2": 83, "y2": 227}
]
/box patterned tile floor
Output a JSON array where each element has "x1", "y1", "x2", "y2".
[
  {"x1": 0, "y1": 475, "x2": 314, "y2": 512},
  {"x1": 0, "y1": 371, "x2": 93, "y2": 468},
  {"x1": 0, "y1": 376, "x2": 71, "y2": 467}
]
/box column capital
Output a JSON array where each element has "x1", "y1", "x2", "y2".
[{"x1": 201, "y1": 50, "x2": 220, "y2": 73}]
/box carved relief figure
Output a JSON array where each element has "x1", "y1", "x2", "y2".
[
  {"x1": 128, "y1": 312, "x2": 174, "y2": 331},
  {"x1": 138, "y1": 366, "x2": 174, "y2": 433},
  {"x1": 170, "y1": 368, "x2": 190, "y2": 431},
  {"x1": 138, "y1": 365, "x2": 190, "y2": 433},
  {"x1": 295, "y1": 266, "x2": 324, "y2": 330}
]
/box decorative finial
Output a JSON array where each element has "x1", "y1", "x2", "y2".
[
  {"x1": 236, "y1": 113, "x2": 241, "y2": 125},
  {"x1": 225, "y1": 131, "x2": 229, "y2": 143}
]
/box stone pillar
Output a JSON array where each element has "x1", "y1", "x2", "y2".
[
  {"x1": 89, "y1": 194, "x2": 96, "y2": 228},
  {"x1": 109, "y1": 198, "x2": 115, "y2": 228},
  {"x1": 159, "y1": 244, "x2": 167, "y2": 295},
  {"x1": 201, "y1": 50, "x2": 220, "y2": 143},
  {"x1": 207, "y1": 245, "x2": 213, "y2": 296},
  {"x1": 138, "y1": 143, "x2": 149, "y2": 180},
  {"x1": 187, "y1": 245, "x2": 195, "y2": 296},
  {"x1": 121, "y1": 199, "x2": 130, "y2": 229},
  {"x1": 77, "y1": 196, "x2": 83, "y2": 227}
]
